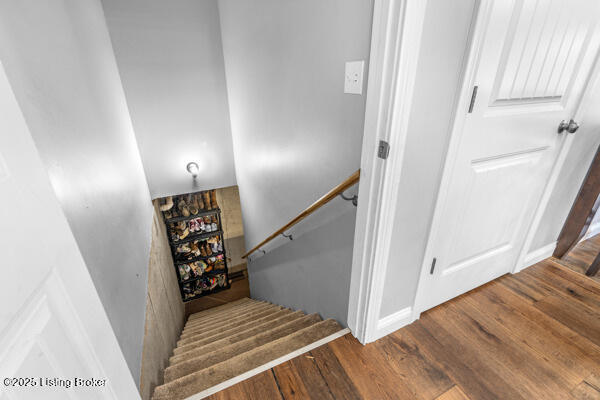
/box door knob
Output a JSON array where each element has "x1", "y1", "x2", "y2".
[{"x1": 558, "y1": 119, "x2": 579, "y2": 134}]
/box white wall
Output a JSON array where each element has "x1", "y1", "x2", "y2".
[
  {"x1": 378, "y1": 0, "x2": 477, "y2": 319},
  {"x1": 0, "y1": 0, "x2": 152, "y2": 384},
  {"x1": 218, "y1": 0, "x2": 373, "y2": 324},
  {"x1": 102, "y1": 0, "x2": 237, "y2": 198}
]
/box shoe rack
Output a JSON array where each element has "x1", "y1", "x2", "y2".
[{"x1": 159, "y1": 190, "x2": 230, "y2": 302}]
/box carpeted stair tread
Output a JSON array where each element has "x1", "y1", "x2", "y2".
[
  {"x1": 182, "y1": 302, "x2": 277, "y2": 335},
  {"x1": 152, "y1": 319, "x2": 343, "y2": 400},
  {"x1": 173, "y1": 309, "x2": 296, "y2": 355},
  {"x1": 186, "y1": 298, "x2": 254, "y2": 321},
  {"x1": 185, "y1": 301, "x2": 267, "y2": 329},
  {"x1": 169, "y1": 310, "x2": 306, "y2": 365},
  {"x1": 186, "y1": 298, "x2": 251, "y2": 321},
  {"x1": 183, "y1": 303, "x2": 274, "y2": 336},
  {"x1": 177, "y1": 307, "x2": 286, "y2": 346},
  {"x1": 185, "y1": 299, "x2": 267, "y2": 325},
  {"x1": 164, "y1": 313, "x2": 323, "y2": 382}
]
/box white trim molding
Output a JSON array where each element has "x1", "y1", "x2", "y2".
[
  {"x1": 347, "y1": 0, "x2": 429, "y2": 344},
  {"x1": 373, "y1": 307, "x2": 415, "y2": 341},
  {"x1": 519, "y1": 221, "x2": 600, "y2": 272},
  {"x1": 521, "y1": 242, "x2": 557, "y2": 270}
]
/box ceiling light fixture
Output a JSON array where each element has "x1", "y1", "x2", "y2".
[{"x1": 186, "y1": 162, "x2": 199, "y2": 178}]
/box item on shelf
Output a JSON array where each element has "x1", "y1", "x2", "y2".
[
  {"x1": 195, "y1": 193, "x2": 204, "y2": 211},
  {"x1": 176, "y1": 243, "x2": 191, "y2": 254},
  {"x1": 178, "y1": 265, "x2": 189, "y2": 281},
  {"x1": 203, "y1": 216, "x2": 212, "y2": 231},
  {"x1": 211, "y1": 215, "x2": 218, "y2": 232},
  {"x1": 210, "y1": 190, "x2": 218, "y2": 209},
  {"x1": 202, "y1": 191, "x2": 211, "y2": 210},
  {"x1": 189, "y1": 195, "x2": 199, "y2": 215},
  {"x1": 199, "y1": 242, "x2": 207, "y2": 257},
  {"x1": 178, "y1": 199, "x2": 190, "y2": 217},
  {"x1": 174, "y1": 221, "x2": 189, "y2": 240},
  {"x1": 205, "y1": 260, "x2": 213, "y2": 272},
  {"x1": 189, "y1": 242, "x2": 201, "y2": 257},
  {"x1": 207, "y1": 236, "x2": 219, "y2": 253},
  {"x1": 183, "y1": 273, "x2": 228, "y2": 300},
  {"x1": 197, "y1": 260, "x2": 208, "y2": 274},
  {"x1": 159, "y1": 196, "x2": 174, "y2": 211}
]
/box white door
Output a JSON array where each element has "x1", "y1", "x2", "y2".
[
  {"x1": 0, "y1": 62, "x2": 140, "y2": 399},
  {"x1": 417, "y1": 0, "x2": 600, "y2": 312}
]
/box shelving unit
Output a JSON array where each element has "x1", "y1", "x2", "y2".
[{"x1": 159, "y1": 190, "x2": 230, "y2": 302}]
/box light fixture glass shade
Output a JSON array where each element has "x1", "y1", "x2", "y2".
[{"x1": 186, "y1": 162, "x2": 199, "y2": 178}]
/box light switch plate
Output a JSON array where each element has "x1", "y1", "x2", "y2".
[{"x1": 344, "y1": 60, "x2": 365, "y2": 95}]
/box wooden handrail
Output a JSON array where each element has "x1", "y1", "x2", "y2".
[{"x1": 242, "y1": 169, "x2": 360, "y2": 259}]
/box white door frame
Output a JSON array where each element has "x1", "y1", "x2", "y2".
[
  {"x1": 347, "y1": 0, "x2": 429, "y2": 344},
  {"x1": 412, "y1": 0, "x2": 600, "y2": 317}
]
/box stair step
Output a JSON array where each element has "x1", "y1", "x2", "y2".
[
  {"x1": 164, "y1": 313, "x2": 323, "y2": 382},
  {"x1": 185, "y1": 300, "x2": 263, "y2": 328},
  {"x1": 173, "y1": 309, "x2": 296, "y2": 356},
  {"x1": 182, "y1": 302, "x2": 275, "y2": 334},
  {"x1": 186, "y1": 298, "x2": 253, "y2": 321},
  {"x1": 170, "y1": 310, "x2": 306, "y2": 365},
  {"x1": 152, "y1": 319, "x2": 343, "y2": 400},
  {"x1": 177, "y1": 307, "x2": 285, "y2": 346}
]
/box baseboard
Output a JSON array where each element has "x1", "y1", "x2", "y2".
[
  {"x1": 367, "y1": 307, "x2": 414, "y2": 343},
  {"x1": 185, "y1": 328, "x2": 350, "y2": 400},
  {"x1": 521, "y1": 242, "x2": 557, "y2": 271}
]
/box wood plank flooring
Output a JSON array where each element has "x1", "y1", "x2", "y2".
[
  {"x1": 208, "y1": 257, "x2": 600, "y2": 400},
  {"x1": 559, "y1": 233, "x2": 600, "y2": 283}
]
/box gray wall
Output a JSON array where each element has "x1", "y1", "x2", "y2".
[
  {"x1": 218, "y1": 0, "x2": 373, "y2": 325},
  {"x1": 140, "y1": 202, "x2": 185, "y2": 400},
  {"x1": 530, "y1": 84, "x2": 600, "y2": 250},
  {"x1": 379, "y1": 0, "x2": 477, "y2": 318},
  {"x1": 248, "y1": 208, "x2": 357, "y2": 325},
  {"x1": 102, "y1": 0, "x2": 237, "y2": 199},
  {"x1": 0, "y1": 0, "x2": 153, "y2": 384}
]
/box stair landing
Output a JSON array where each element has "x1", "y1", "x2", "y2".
[{"x1": 151, "y1": 298, "x2": 346, "y2": 400}]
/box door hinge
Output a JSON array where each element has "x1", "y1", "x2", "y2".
[
  {"x1": 468, "y1": 85, "x2": 478, "y2": 113},
  {"x1": 430, "y1": 257, "x2": 437, "y2": 274},
  {"x1": 378, "y1": 140, "x2": 390, "y2": 159}
]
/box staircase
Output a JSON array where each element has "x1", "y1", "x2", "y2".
[{"x1": 151, "y1": 298, "x2": 344, "y2": 400}]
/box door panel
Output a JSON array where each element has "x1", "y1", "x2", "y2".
[
  {"x1": 419, "y1": 0, "x2": 600, "y2": 312},
  {"x1": 0, "y1": 272, "x2": 107, "y2": 400},
  {"x1": 0, "y1": 61, "x2": 138, "y2": 399},
  {"x1": 493, "y1": 0, "x2": 598, "y2": 106},
  {"x1": 444, "y1": 147, "x2": 546, "y2": 275}
]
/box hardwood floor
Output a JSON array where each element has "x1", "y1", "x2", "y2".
[
  {"x1": 558, "y1": 233, "x2": 600, "y2": 283},
  {"x1": 208, "y1": 258, "x2": 600, "y2": 400}
]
